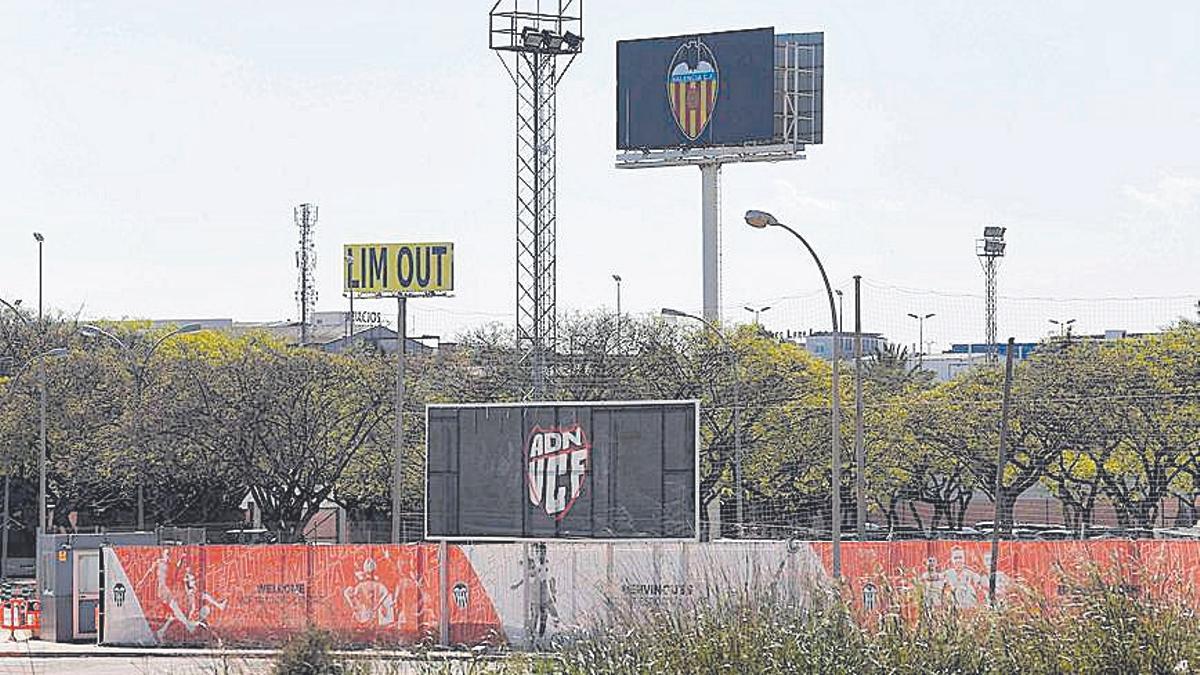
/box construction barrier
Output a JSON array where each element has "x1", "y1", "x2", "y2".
[
  {"x1": 100, "y1": 540, "x2": 1200, "y2": 648},
  {"x1": 0, "y1": 598, "x2": 40, "y2": 635}
]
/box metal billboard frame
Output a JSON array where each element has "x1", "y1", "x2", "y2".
[{"x1": 424, "y1": 399, "x2": 701, "y2": 543}]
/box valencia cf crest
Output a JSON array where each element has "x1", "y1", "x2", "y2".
[
  {"x1": 526, "y1": 424, "x2": 591, "y2": 521},
  {"x1": 667, "y1": 39, "x2": 719, "y2": 141}
]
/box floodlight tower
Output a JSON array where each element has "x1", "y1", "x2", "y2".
[
  {"x1": 489, "y1": 1, "x2": 584, "y2": 396},
  {"x1": 976, "y1": 226, "x2": 1006, "y2": 364},
  {"x1": 295, "y1": 203, "x2": 319, "y2": 346}
]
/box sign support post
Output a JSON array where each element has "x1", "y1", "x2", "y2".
[{"x1": 392, "y1": 296, "x2": 408, "y2": 544}]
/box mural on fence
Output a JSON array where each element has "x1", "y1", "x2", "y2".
[
  {"x1": 102, "y1": 544, "x2": 501, "y2": 646},
  {"x1": 102, "y1": 540, "x2": 1200, "y2": 648}
]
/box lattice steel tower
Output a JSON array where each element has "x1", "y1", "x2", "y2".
[
  {"x1": 976, "y1": 226, "x2": 1006, "y2": 364},
  {"x1": 294, "y1": 203, "x2": 318, "y2": 346},
  {"x1": 490, "y1": 1, "x2": 584, "y2": 395}
]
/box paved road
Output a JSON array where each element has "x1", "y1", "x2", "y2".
[
  {"x1": 0, "y1": 656, "x2": 275, "y2": 674},
  {"x1": 0, "y1": 656, "x2": 439, "y2": 674}
]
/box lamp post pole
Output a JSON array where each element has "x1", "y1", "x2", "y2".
[
  {"x1": 79, "y1": 323, "x2": 202, "y2": 530},
  {"x1": 745, "y1": 210, "x2": 842, "y2": 577},
  {"x1": 612, "y1": 274, "x2": 622, "y2": 349},
  {"x1": 2, "y1": 347, "x2": 67, "y2": 575},
  {"x1": 907, "y1": 313, "x2": 935, "y2": 367},
  {"x1": 662, "y1": 308, "x2": 741, "y2": 538},
  {"x1": 33, "y1": 232, "x2": 47, "y2": 536}
]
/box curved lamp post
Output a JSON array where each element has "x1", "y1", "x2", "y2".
[
  {"x1": 662, "y1": 307, "x2": 743, "y2": 538},
  {"x1": 745, "y1": 209, "x2": 844, "y2": 578},
  {"x1": 78, "y1": 323, "x2": 202, "y2": 530},
  {"x1": 0, "y1": 347, "x2": 68, "y2": 550}
]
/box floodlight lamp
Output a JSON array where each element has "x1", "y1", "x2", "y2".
[
  {"x1": 521, "y1": 26, "x2": 544, "y2": 49},
  {"x1": 541, "y1": 30, "x2": 564, "y2": 51},
  {"x1": 562, "y1": 31, "x2": 584, "y2": 51},
  {"x1": 744, "y1": 210, "x2": 779, "y2": 229},
  {"x1": 33, "y1": 232, "x2": 44, "y2": 242},
  {"x1": 984, "y1": 240, "x2": 1006, "y2": 255},
  {"x1": 612, "y1": 274, "x2": 622, "y2": 283},
  {"x1": 983, "y1": 226, "x2": 1006, "y2": 239}
]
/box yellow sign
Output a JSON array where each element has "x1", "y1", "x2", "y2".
[{"x1": 344, "y1": 242, "x2": 454, "y2": 296}]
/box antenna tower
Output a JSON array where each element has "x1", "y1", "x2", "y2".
[
  {"x1": 489, "y1": 1, "x2": 584, "y2": 396},
  {"x1": 976, "y1": 226, "x2": 1007, "y2": 364},
  {"x1": 295, "y1": 203, "x2": 318, "y2": 346}
]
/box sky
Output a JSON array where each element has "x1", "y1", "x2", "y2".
[{"x1": 1, "y1": 1, "x2": 1198, "y2": 350}]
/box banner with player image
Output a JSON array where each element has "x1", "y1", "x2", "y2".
[{"x1": 101, "y1": 544, "x2": 502, "y2": 647}]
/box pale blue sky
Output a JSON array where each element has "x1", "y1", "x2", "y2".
[{"x1": 2, "y1": 1, "x2": 1197, "y2": 347}]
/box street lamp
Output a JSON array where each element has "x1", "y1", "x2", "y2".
[
  {"x1": 907, "y1": 313, "x2": 936, "y2": 367},
  {"x1": 78, "y1": 322, "x2": 202, "y2": 530},
  {"x1": 662, "y1": 307, "x2": 743, "y2": 538},
  {"x1": 743, "y1": 305, "x2": 772, "y2": 326},
  {"x1": 0, "y1": 347, "x2": 69, "y2": 543},
  {"x1": 1049, "y1": 318, "x2": 1076, "y2": 339},
  {"x1": 744, "y1": 208, "x2": 844, "y2": 577},
  {"x1": 612, "y1": 274, "x2": 623, "y2": 348}
]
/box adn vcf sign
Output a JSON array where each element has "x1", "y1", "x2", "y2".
[
  {"x1": 426, "y1": 401, "x2": 699, "y2": 541},
  {"x1": 344, "y1": 243, "x2": 454, "y2": 296}
]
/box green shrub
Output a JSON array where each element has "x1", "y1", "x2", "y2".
[
  {"x1": 526, "y1": 576, "x2": 1200, "y2": 674},
  {"x1": 273, "y1": 628, "x2": 365, "y2": 675}
]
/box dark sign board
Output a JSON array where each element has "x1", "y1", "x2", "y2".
[
  {"x1": 426, "y1": 401, "x2": 698, "y2": 541},
  {"x1": 617, "y1": 27, "x2": 775, "y2": 150}
]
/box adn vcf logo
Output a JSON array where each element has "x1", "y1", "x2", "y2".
[
  {"x1": 667, "y1": 38, "x2": 719, "y2": 141},
  {"x1": 526, "y1": 424, "x2": 591, "y2": 520}
]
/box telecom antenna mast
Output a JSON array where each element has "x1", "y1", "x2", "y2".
[
  {"x1": 976, "y1": 226, "x2": 1006, "y2": 364},
  {"x1": 295, "y1": 203, "x2": 318, "y2": 346},
  {"x1": 489, "y1": 1, "x2": 584, "y2": 395}
]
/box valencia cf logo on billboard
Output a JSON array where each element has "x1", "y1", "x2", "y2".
[
  {"x1": 667, "y1": 39, "x2": 719, "y2": 141},
  {"x1": 526, "y1": 424, "x2": 591, "y2": 521}
]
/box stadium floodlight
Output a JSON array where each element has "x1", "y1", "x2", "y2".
[
  {"x1": 562, "y1": 31, "x2": 584, "y2": 51},
  {"x1": 521, "y1": 26, "x2": 544, "y2": 49},
  {"x1": 983, "y1": 226, "x2": 1006, "y2": 239},
  {"x1": 541, "y1": 30, "x2": 564, "y2": 51},
  {"x1": 984, "y1": 240, "x2": 1006, "y2": 255},
  {"x1": 744, "y1": 210, "x2": 780, "y2": 229}
]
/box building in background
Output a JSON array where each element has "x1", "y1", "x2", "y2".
[{"x1": 803, "y1": 331, "x2": 887, "y2": 360}]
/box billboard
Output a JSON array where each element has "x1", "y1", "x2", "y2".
[
  {"x1": 426, "y1": 401, "x2": 698, "y2": 541},
  {"x1": 618, "y1": 28, "x2": 774, "y2": 150},
  {"x1": 616, "y1": 28, "x2": 824, "y2": 152},
  {"x1": 344, "y1": 243, "x2": 454, "y2": 296}
]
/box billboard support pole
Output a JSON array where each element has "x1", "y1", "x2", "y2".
[
  {"x1": 392, "y1": 296, "x2": 408, "y2": 544},
  {"x1": 700, "y1": 162, "x2": 722, "y2": 322}
]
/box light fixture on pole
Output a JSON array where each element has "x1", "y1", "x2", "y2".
[
  {"x1": 743, "y1": 305, "x2": 772, "y2": 325},
  {"x1": 906, "y1": 313, "x2": 936, "y2": 367},
  {"x1": 24, "y1": 347, "x2": 68, "y2": 539},
  {"x1": 661, "y1": 307, "x2": 742, "y2": 539},
  {"x1": 1049, "y1": 318, "x2": 1076, "y2": 339},
  {"x1": 78, "y1": 322, "x2": 203, "y2": 530},
  {"x1": 976, "y1": 226, "x2": 1007, "y2": 364},
  {"x1": 745, "y1": 208, "x2": 843, "y2": 578},
  {"x1": 612, "y1": 274, "x2": 623, "y2": 348}
]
